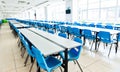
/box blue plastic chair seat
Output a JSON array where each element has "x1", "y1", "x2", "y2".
[
  {"x1": 45, "y1": 56, "x2": 62, "y2": 69},
  {"x1": 59, "y1": 37, "x2": 82, "y2": 61},
  {"x1": 60, "y1": 48, "x2": 79, "y2": 61},
  {"x1": 31, "y1": 46, "x2": 62, "y2": 72}
]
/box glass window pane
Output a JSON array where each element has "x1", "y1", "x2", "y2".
[
  {"x1": 79, "y1": 10, "x2": 87, "y2": 21},
  {"x1": 107, "y1": 8, "x2": 116, "y2": 20},
  {"x1": 79, "y1": 0, "x2": 88, "y2": 10},
  {"x1": 88, "y1": 9, "x2": 99, "y2": 21},
  {"x1": 88, "y1": 0, "x2": 99, "y2": 3},
  {"x1": 101, "y1": 0, "x2": 117, "y2": 8},
  {"x1": 79, "y1": 0, "x2": 88, "y2": 5},
  {"x1": 36, "y1": 7, "x2": 45, "y2": 20},
  {"x1": 88, "y1": 3, "x2": 99, "y2": 9},
  {"x1": 100, "y1": 9, "x2": 107, "y2": 21},
  {"x1": 47, "y1": 1, "x2": 65, "y2": 21},
  {"x1": 118, "y1": 0, "x2": 120, "y2": 6}
]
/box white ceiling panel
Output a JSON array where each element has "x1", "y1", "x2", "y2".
[{"x1": 0, "y1": 0, "x2": 48, "y2": 14}]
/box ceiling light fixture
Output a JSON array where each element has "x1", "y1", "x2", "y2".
[
  {"x1": 35, "y1": 0, "x2": 48, "y2": 7},
  {"x1": 1, "y1": 1, "x2": 5, "y2": 4}
]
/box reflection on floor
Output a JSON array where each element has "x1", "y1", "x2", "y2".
[{"x1": 0, "y1": 23, "x2": 120, "y2": 72}]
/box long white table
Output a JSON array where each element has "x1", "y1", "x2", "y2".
[
  {"x1": 20, "y1": 28, "x2": 81, "y2": 72},
  {"x1": 9, "y1": 20, "x2": 20, "y2": 24},
  {"x1": 28, "y1": 28, "x2": 81, "y2": 49},
  {"x1": 18, "y1": 29, "x2": 64, "y2": 56},
  {"x1": 13, "y1": 23, "x2": 30, "y2": 29}
]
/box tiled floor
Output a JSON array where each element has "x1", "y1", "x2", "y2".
[{"x1": 0, "y1": 23, "x2": 120, "y2": 72}]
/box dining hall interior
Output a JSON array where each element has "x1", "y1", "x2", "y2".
[{"x1": 0, "y1": 0, "x2": 120, "y2": 72}]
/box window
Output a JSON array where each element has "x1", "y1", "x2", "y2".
[
  {"x1": 78, "y1": 0, "x2": 118, "y2": 23},
  {"x1": 47, "y1": 1, "x2": 65, "y2": 21},
  {"x1": 88, "y1": 9, "x2": 99, "y2": 21}
]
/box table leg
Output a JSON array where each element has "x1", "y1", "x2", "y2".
[
  {"x1": 64, "y1": 49, "x2": 68, "y2": 72},
  {"x1": 95, "y1": 32, "x2": 98, "y2": 50},
  {"x1": 115, "y1": 34, "x2": 119, "y2": 53}
]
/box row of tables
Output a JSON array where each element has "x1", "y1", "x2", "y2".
[
  {"x1": 9, "y1": 19, "x2": 120, "y2": 71},
  {"x1": 61, "y1": 24, "x2": 120, "y2": 53},
  {"x1": 9, "y1": 20, "x2": 82, "y2": 72}
]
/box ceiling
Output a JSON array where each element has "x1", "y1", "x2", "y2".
[{"x1": 0, "y1": 0, "x2": 49, "y2": 14}]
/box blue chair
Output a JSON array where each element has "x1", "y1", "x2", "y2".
[
  {"x1": 112, "y1": 33, "x2": 120, "y2": 53},
  {"x1": 96, "y1": 24, "x2": 104, "y2": 28},
  {"x1": 21, "y1": 39, "x2": 35, "y2": 72},
  {"x1": 97, "y1": 31, "x2": 116, "y2": 56},
  {"x1": 74, "y1": 22, "x2": 81, "y2": 26},
  {"x1": 59, "y1": 37, "x2": 83, "y2": 72},
  {"x1": 17, "y1": 32, "x2": 27, "y2": 54},
  {"x1": 89, "y1": 23, "x2": 95, "y2": 27},
  {"x1": 60, "y1": 26, "x2": 67, "y2": 33},
  {"x1": 105, "y1": 25, "x2": 113, "y2": 29},
  {"x1": 58, "y1": 32, "x2": 67, "y2": 38},
  {"x1": 66, "y1": 26, "x2": 73, "y2": 39},
  {"x1": 54, "y1": 24, "x2": 60, "y2": 32},
  {"x1": 21, "y1": 39, "x2": 35, "y2": 66},
  {"x1": 31, "y1": 46, "x2": 62, "y2": 72},
  {"x1": 82, "y1": 23, "x2": 88, "y2": 26},
  {"x1": 82, "y1": 29, "x2": 96, "y2": 50},
  {"x1": 48, "y1": 29, "x2": 54, "y2": 34},
  {"x1": 17, "y1": 31, "x2": 24, "y2": 47},
  {"x1": 72, "y1": 28, "x2": 81, "y2": 39}
]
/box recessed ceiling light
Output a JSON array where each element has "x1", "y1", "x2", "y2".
[
  {"x1": 18, "y1": 1, "x2": 26, "y2": 4},
  {"x1": 27, "y1": 2, "x2": 30, "y2": 5},
  {"x1": 1, "y1": 1, "x2": 5, "y2": 4},
  {"x1": 3, "y1": 5, "x2": 5, "y2": 8}
]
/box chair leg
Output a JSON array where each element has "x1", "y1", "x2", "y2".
[
  {"x1": 96, "y1": 41, "x2": 101, "y2": 52},
  {"x1": 73, "y1": 60, "x2": 76, "y2": 64},
  {"x1": 59, "y1": 67, "x2": 62, "y2": 72},
  {"x1": 90, "y1": 40, "x2": 94, "y2": 51},
  {"x1": 29, "y1": 58, "x2": 35, "y2": 72},
  {"x1": 37, "y1": 66, "x2": 41, "y2": 72},
  {"x1": 108, "y1": 44, "x2": 112, "y2": 57},
  {"x1": 21, "y1": 48, "x2": 26, "y2": 58},
  {"x1": 17, "y1": 38, "x2": 21, "y2": 47},
  {"x1": 115, "y1": 43, "x2": 118, "y2": 53},
  {"x1": 75, "y1": 60, "x2": 83, "y2": 72},
  {"x1": 83, "y1": 37, "x2": 86, "y2": 46},
  {"x1": 24, "y1": 54, "x2": 29, "y2": 66},
  {"x1": 104, "y1": 43, "x2": 106, "y2": 49}
]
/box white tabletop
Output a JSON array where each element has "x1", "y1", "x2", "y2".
[
  {"x1": 19, "y1": 29, "x2": 64, "y2": 56},
  {"x1": 62, "y1": 25, "x2": 120, "y2": 34},
  {"x1": 13, "y1": 23, "x2": 30, "y2": 28},
  {"x1": 114, "y1": 25, "x2": 120, "y2": 28},
  {"x1": 28, "y1": 28, "x2": 81, "y2": 49},
  {"x1": 9, "y1": 20, "x2": 20, "y2": 24}
]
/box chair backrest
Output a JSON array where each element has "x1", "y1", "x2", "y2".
[
  {"x1": 82, "y1": 29, "x2": 92, "y2": 38},
  {"x1": 97, "y1": 31, "x2": 111, "y2": 43},
  {"x1": 31, "y1": 46, "x2": 48, "y2": 70},
  {"x1": 58, "y1": 32, "x2": 67, "y2": 38},
  {"x1": 72, "y1": 28, "x2": 81, "y2": 37},
  {"x1": 67, "y1": 26, "x2": 73, "y2": 34},
  {"x1": 23, "y1": 39, "x2": 34, "y2": 57},
  {"x1": 96, "y1": 24, "x2": 104, "y2": 28},
  {"x1": 105, "y1": 25, "x2": 113, "y2": 29},
  {"x1": 60, "y1": 26, "x2": 67, "y2": 33},
  {"x1": 48, "y1": 29, "x2": 54, "y2": 34},
  {"x1": 54, "y1": 24, "x2": 60, "y2": 31},
  {"x1": 82, "y1": 23, "x2": 88, "y2": 26},
  {"x1": 69, "y1": 37, "x2": 82, "y2": 60},
  {"x1": 18, "y1": 32, "x2": 25, "y2": 45},
  {"x1": 89, "y1": 23, "x2": 95, "y2": 27},
  {"x1": 117, "y1": 33, "x2": 120, "y2": 41}
]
